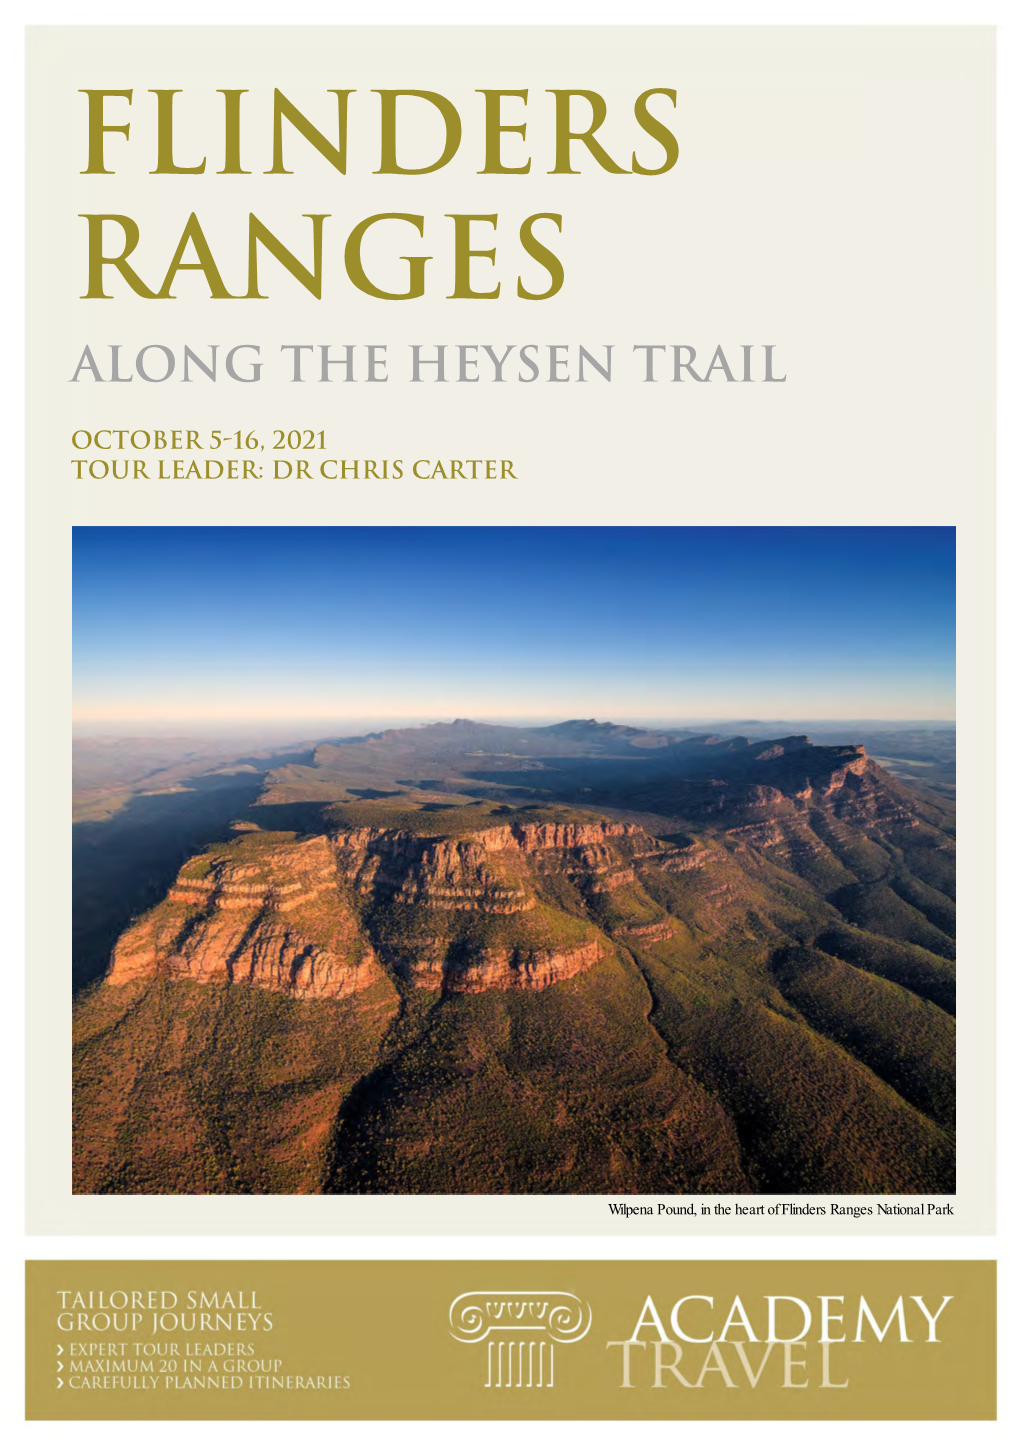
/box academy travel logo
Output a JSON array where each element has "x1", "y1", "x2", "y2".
[{"x1": 449, "y1": 1291, "x2": 593, "y2": 1389}]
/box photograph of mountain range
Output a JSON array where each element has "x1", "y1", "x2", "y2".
[{"x1": 72, "y1": 526, "x2": 955, "y2": 1197}]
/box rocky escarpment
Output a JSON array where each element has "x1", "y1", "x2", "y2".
[
  {"x1": 653, "y1": 840, "x2": 713, "y2": 873},
  {"x1": 101, "y1": 759, "x2": 939, "y2": 1009},
  {"x1": 626, "y1": 740, "x2": 919, "y2": 853},
  {"x1": 714, "y1": 752, "x2": 926, "y2": 862},
  {"x1": 662, "y1": 739, "x2": 919, "y2": 826},
  {"x1": 332, "y1": 819, "x2": 689, "y2": 918},
  {"x1": 386, "y1": 937, "x2": 605, "y2": 993},
  {"x1": 332, "y1": 819, "x2": 669, "y2": 993},
  {"x1": 611, "y1": 920, "x2": 675, "y2": 944},
  {"x1": 107, "y1": 835, "x2": 383, "y2": 1000},
  {"x1": 105, "y1": 818, "x2": 678, "y2": 1000},
  {"x1": 333, "y1": 819, "x2": 648, "y2": 908},
  {"x1": 334, "y1": 827, "x2": 536, "y2": 914}
]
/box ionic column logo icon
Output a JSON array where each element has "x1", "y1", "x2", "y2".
[{"x1": 449, "y1": 1291, "x2": 593, "y2": 1388}]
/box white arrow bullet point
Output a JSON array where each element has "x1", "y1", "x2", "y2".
[
  {"x1": 56, "y1": 1345, "x2": 63, "y2": 1356},
  {"x1": 56, "y1": 1379, "x2": 63, "y2": 1390},
  {"x1": 57, "y1": 1361, "x2": 63, "y2": 1372}
]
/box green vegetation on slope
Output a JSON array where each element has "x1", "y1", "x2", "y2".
[
  {"x1": 73, "y1": 975, "x2": 398, "y2": 1194},
  {"x1": 324, "y1": 952, "x2": 751, "y2": 1195},
  {"x1": 771, "y1": 946, "x2": 955, "y2": 1128}
]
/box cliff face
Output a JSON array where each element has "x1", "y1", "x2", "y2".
[
  {"x1": 102, "y1": 749, "x2": 942, "y2": 1007},
  {"x1": 106, "y1": 820, "x2": 664, "y2": 1000},
  {"x1": 107, "y1": 835, "x2": 384, "y2": 1000},
  {"x1": 389, "y1": 937, "x2": 605, "y2": 993},
  {"x1": 677, "y1": 743, "x2": 921, "y2": 838},
  {"x1": 704, "y1": 754, "x2": 931, "y2": 887},
  {"x1": 334, "y1": 819, "x2": 649, "y2": 910}
]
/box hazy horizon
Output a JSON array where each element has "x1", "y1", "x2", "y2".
[
  {"x1": 71, "y1": 714, "x2": 957, "y2": 745},
  {"x1": 73, "y1": 526, "x2": 956, "y2": 725}
]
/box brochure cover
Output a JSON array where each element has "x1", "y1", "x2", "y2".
[{"x1": 14, "y1": 9, "x2": 1004, "y2": 1433}]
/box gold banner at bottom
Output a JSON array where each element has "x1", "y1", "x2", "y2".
[{"x1": 26, "y1": 1260, "x2": 994, "y2": 1421}]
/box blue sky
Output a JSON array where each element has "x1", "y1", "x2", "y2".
[{"x1": 72, "y1": 526, "x2": 955, "y2": 723}]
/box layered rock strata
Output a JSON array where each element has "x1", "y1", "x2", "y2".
[
  {"x1": 331, "y1": 820, "x2": 673, "y2": 910},
  {"x1": 387, "y1": 938, "x2": 605, "y2": 993},
  {"x1": 103, "y1": 770, "x2": 928, "y2": 1005},
  {"x1": 107, "y1": 836, "x2": 382, "y2": 1000},
  {"x1": 611, "y1": 920, "x2": 675, "y2": 944},
  {"x1": 106, "y1": 821, "x2": 660, "y2": 999}
]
